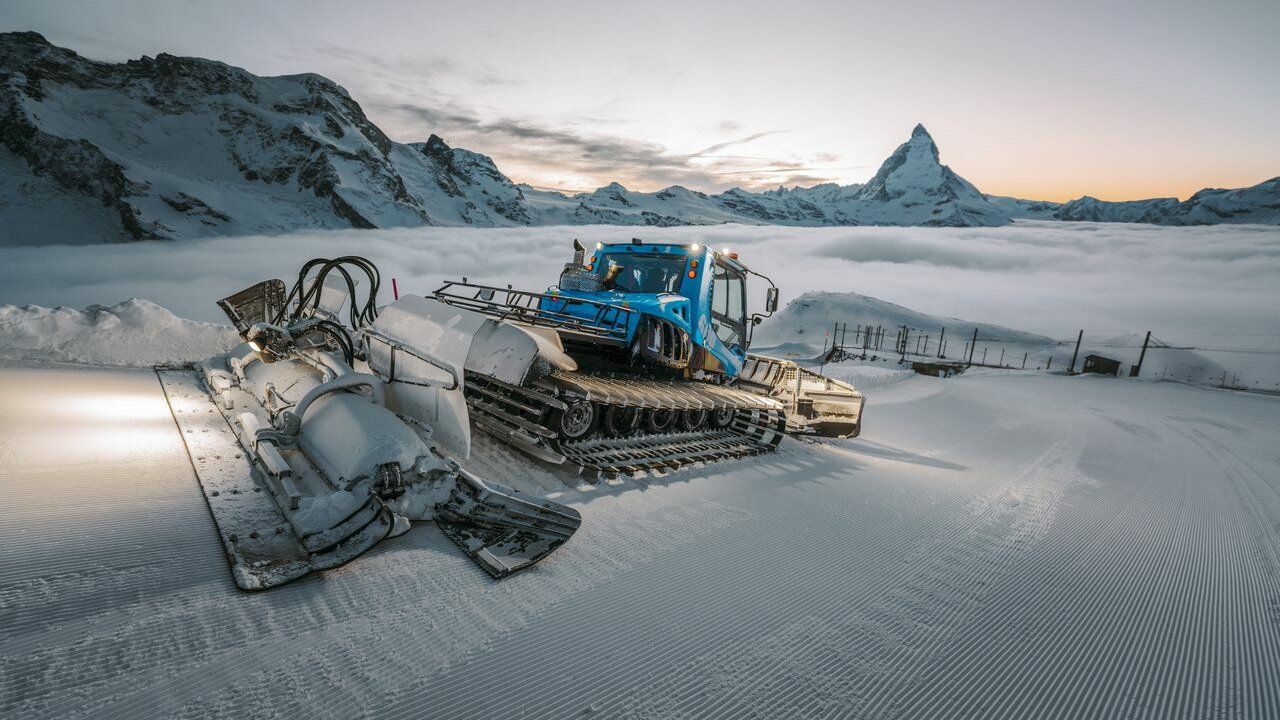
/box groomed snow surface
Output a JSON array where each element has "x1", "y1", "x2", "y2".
[{"x1": 3, "y1": 364, "x2": 1279, "y2": 719}]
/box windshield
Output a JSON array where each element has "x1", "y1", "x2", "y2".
[{"x1": 599, "y1": 253, "x2": 686, "y2": 294}]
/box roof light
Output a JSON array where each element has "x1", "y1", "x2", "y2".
[
  {"x1": 690, "y1": 243, "x2": 701, "y2": 252},
  {"x1": 595, "y1": 241, "x2": 603, "y2": 250},
  {"x1": 722, "y1": 246, "x2": 731, "y2": 254}
]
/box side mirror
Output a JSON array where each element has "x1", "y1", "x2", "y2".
[{"x1": 765, "y1": 287, "x2": 779, "y2": 313}]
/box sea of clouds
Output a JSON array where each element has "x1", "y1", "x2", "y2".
[{"x1": 1, "y1": 221, "x2": 1276, "y2": 348}]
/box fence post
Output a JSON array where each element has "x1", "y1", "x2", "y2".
[
  {"x1": 1022, "y1": 352, "x2": 1027, "y2": 369},
  {"x1": 1067, "y1": 330, "x2": 1083, "y2": 374},
  {"x1": 1131, "y1": 331, "x2": 1151, "y2": 377},
  {"x1": 967, "y1": 328, "x2": 978, "y2": 366},
  {"x1": 937, "y1": 327, "x2": 946, "y2": 358}
]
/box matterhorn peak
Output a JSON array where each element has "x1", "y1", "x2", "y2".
[{"x1": 849, "y1": 123, "x2": 1008, "y2": 226}]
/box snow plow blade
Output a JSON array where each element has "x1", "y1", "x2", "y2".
[
  {"x1": 739, "y1": 355, "x2": 864, "y2": 438},
  {"x1": 167, "y1": 353, "x2": 581, "y2": 590},
  {"x1": 159, "y1": 369, "x2": 394, "y2": 590},
  {"x1": 433, "y1": 471, "x2": 582, "y2": 578}
]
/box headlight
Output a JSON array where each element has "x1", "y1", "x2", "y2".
[{"x1": 245, "y1": 322, "x2": 292, "y2": 363}]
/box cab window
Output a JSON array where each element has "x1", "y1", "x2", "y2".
[
  {"x1": 709, "y1": 261, "x2": 746, "y2": 349},
  {"x1": 599, "y1": 253, "x2": 685, "y2": 293}
]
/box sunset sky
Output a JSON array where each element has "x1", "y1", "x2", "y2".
[{"x1": 7, "y1": 0, "x2": 1278, "y2": 201}]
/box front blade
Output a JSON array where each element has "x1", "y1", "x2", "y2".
[
  {"x1": 433, "y1": 470, "x2": 581, "y2": 578},
  {"x1": 159, "y1": 369, "x2": 393, "y2": 590}
]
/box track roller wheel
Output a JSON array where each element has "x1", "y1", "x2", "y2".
[
  {"x1": 551, "y1": 400, "x2": 597, "y2": 440},
  {"x1": 645, "y1": 408, "x2": 677, "y2": 434},
  {"x1": 602, "y1": 405, "x2": 641, "y2": 436},
  {"x1": 679, "y1": 408, "x2": 708, "y2": 431},
  {"x1": 709, "y1": 405, "x2": 735, "y2": 429}
]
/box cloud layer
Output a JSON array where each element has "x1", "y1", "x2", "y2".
[{"x1": 1, "y1": 222, "x2": 1275, "y2": 348}]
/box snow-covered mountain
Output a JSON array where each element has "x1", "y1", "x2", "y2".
[
  {"x1": 994, "y1": 177, "x2": 1280, "y2": 225},
  {"x1": 983, "y1": 195, "x2": 1062, "y2": 220},
  {"x1": 1051, "y1": 196, "x2": 1180, "y2": 223},
  {"x1": 522, "y1": 181, "x2": 860, "y2": 227},
  {"x1": 0, "y1": 33, "x2": 1015, "y2": 242},
  {"x1": 0, "y1": 32, "x2": 529, "y2": 243},
  {"x1": 1147, "y1": 178, "x2": 1280, "y2": 225},
  {"x1": 841, "y1": 124, "x2": 1008, "y2": 227},
  {"x1": 755, "y1": 290, "x2": 1054, "y2": 354},
  {"x1": 3, "y1": 32, "x2": 1275, "y2": 244},
  {"x1": 526, "y1": 125, "x2": 1011, "y2": 228}
]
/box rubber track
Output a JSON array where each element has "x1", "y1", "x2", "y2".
[{"x1": 466, "y1": 371, "x2": 786, "y2": 477}]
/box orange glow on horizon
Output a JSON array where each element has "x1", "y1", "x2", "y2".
[{"x1": 978, "y1": 172, "x2": 1278, "y2": 204}]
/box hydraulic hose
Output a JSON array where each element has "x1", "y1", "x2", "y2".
[{"x1": 289, "y1": 373, "x2": 386, "y2": 423}]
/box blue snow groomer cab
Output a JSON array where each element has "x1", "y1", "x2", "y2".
[{"x1": 537, "y1": 239, "x2": 779, "y2": 378}]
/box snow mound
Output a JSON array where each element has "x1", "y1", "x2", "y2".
[
  {"x1": 0, "y1": 298, "x2": 237, "y2": 366},
  {"x1": 819, "y1": 362, "x2": 917, "y2": 390},
  {"x1": 756, "y1": 290, "x2": 1055, "y2": 348}
]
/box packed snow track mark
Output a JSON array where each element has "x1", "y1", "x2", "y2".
[{"x1": 2, "y1": 366, "x2": 1279, "y2": 719}]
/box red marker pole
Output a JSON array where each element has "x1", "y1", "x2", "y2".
[{"x1": 392, "y1": 277, "x2": 399, "y2": 300}]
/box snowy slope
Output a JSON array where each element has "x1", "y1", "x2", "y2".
[
  {"x1": 4, "y1": 364, "x2": 1280, "y2": 719},
  {"x1": 755, "y1": 290, "x2": 1055, "y2": 352}
]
